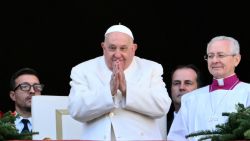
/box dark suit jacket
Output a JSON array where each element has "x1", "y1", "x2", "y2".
[{"x1": 167, "y1": 104, "x2": 175, "y2": 134}]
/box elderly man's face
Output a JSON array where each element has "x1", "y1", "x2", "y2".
[
  {"x1": 102, "y1": 32, "x2": 137, "y2": 71},
  {"x1": 206, "y1": 40, "x2": 241, "y2": 79}
]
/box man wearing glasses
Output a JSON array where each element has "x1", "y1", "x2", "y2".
[
  {"x1": 9, "y1": 67, "x2": 44, "y2": 133},
  {"x1": 167, "y1": 36, "x2": 250, "y2": 141}
]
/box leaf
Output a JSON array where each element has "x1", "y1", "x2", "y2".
[
  {"x1": 186, "y1": 103, "x2": 250, "y2": 141},
  {"x1": 0, "y1": 111, "x2": 39, "y2": 140}
]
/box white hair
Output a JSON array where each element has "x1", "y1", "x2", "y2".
[{"x1": 207, "y1": 36, "x2": 240, "y2": 54}]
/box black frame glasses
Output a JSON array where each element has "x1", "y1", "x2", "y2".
[{"x1": 14, "y1": 82, "x2": 44, "y2": 92}]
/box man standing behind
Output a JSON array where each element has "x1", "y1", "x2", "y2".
[
  {"x1": 167, "y1": 64, "x2": 202, "y2": 133},
  {"x1": 168, "y1": 36, "x2": 250, "y2": 141},
  {"x1": 68, "y1": 24, "x2": 171, "y2": 140},
  {"x1": 9, "y1": 67, "x2": 44, "y2": 133}
]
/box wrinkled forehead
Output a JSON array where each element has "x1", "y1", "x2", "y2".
[
  {"x1": 104, "y1": 32, "x2": 133, "y2": 46},
  {"x1": 207, "y1": 40, "x2": 232, "y2": 53}
]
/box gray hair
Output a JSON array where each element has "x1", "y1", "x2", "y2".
[{"x1": 207, "y1": 36, "x2": 240, "y2": 54}]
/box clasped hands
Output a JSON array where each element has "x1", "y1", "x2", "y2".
[{"x1": 110, "y1": 60, "x2": 126, "y2": 97}]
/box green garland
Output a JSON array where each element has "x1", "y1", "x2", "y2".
[
  {"x1": 186, "y1": 103, "x2": 250, "y2": 141},
  {"x1": 0, "y1": 111, "x2": 39, "y2": 140}
]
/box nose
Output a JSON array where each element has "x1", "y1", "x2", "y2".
[
  {"x1": 114, "y1": 50, "x2": 122, "y2": 58},
  {"x1": 210, "y1": 56, "x2": 221, "y2": 63},
  {"x1": 179, "y1": 83, "x2": 186, "y2": 91},
  {"x1": 29, "y1": 86, "x2": 36, "y2": 94}
]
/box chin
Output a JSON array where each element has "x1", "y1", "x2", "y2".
[{"x1": 211, "y1": 71, "x2": 223, "y2": 77}]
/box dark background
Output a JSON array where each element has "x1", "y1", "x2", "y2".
[{"x1": 1, "y1": 1, "x2": 250, "y2": 112}]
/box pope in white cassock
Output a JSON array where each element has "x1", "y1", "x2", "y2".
[
  {"x1": 68, "y1": 24, "x2": 171, "y2": 140},
  {"x1": 167, "y1": 36, "x2": 250, "y2": 141}
]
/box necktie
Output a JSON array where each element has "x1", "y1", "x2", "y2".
[{"x1": 21, "y1": 119, "x2": 30, "y2": 133}]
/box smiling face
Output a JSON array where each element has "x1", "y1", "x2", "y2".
[
  {"x1": 206, "y1": 40, "x2": 241, "y2": 79},
  {"x1": 101, "y1": 32, "x2": 137, "y2": 71}
]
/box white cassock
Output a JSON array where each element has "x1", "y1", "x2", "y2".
[
  {"x1": 167, "y1": 82, "x2": 250, "y2": 141},
  {"x1": 68, "y1": 56, "x2": 171, "y2": 140}
]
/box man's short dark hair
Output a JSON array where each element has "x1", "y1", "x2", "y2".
[
  {"x1": 10, "y1": 67, "x2": 40, "y2": 91},
  {"x1": 170, "y1": 64, "x2": 202, "y2": 88}
]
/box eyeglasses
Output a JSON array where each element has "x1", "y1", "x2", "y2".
[
  {"x1": 14, "y1": 82, "x2": 44, "y2": 92},
  {"x1": 204, "y1": 53, "x2": 235, "y2": 61}
]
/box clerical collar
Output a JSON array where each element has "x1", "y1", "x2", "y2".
[{"x1": 209, "y1": 74, "x2": 240, "y2": 92}]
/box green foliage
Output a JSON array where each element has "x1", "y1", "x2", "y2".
[
  {"x1": 185, "y1": 103, "x2": 250, "y2": 141},
  {"x1": 0, "y1": 111, "x2": 39, "y2": 140}
]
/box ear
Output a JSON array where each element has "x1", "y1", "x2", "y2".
[
  {"x1": 101, "y1": 42, "x2": 105, "y2": 50},
  {"x1": 9, "y1": 91, "x2": 16, "y2": 101},
  {"x1": 234, "y1": 54, "x2": 241, "y2": 67},
  {"x1": 133, "y1": 43, "x2": 138, "y2": 51}
]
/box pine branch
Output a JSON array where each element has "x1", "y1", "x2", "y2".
[
  {"x1": 186, "y1": 103, "x2": 250, "y2": 141},
  {"x1": 0, "y1": 111, "x2": 39, "y2": 140}
]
